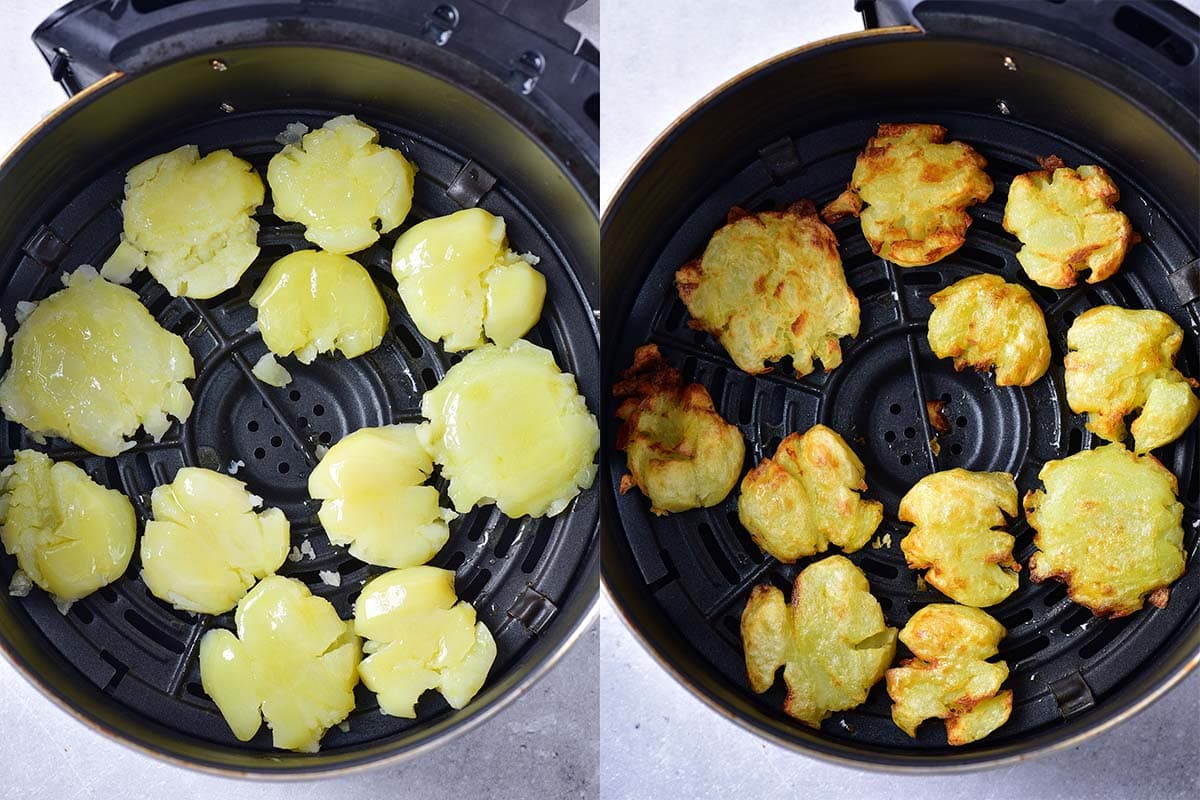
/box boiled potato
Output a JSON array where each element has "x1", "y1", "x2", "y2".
[
  {"x1": 1026, "y1": 443, "x2": 1185, "y2": 617},
  {"x1": 886, "y1": 604, "x2": 1011, "y2": 745},
  {"x1": 0, "y1": 267, "x2": 195, "y2": 457},
  {"x1": 418, "y1": 340, "x2": 599, "y2": 518},
  {"x1": 250, "y1": 249, "x2": 388, "y2": 363},
  {"x1": 268, "y1": 115, "x2": 416, "y2": 254},
  {"x1": 0, "y1": 450, "x2": 135, "y2": 601},
  {"x1": 309, "y1": 425, "x2": 455, "y2": 568},
  {"x1": 391, "y1": 208, "x2": 546, "y2": 351},
  {"x1": 141, "y1": 468, "x2": 289, "y2": 615},
  {"x1": 614, "y1": 343, "x2": 744, "y2": 515},
  {"x1": 200, "y1": 575, "x2": 360, "y2": 751},
  {"x1": 355, "y1": 567, "x2": 496, "y2": 718},
  {"x1": 102, "y1": 145, "x2": 263, "y2": 298},
  {"x1": 741, "y1": 555, "x2": 896, "y2": 727},
  {"x1": 251, "y1": 353, "x2": 292, "y2": 387}
]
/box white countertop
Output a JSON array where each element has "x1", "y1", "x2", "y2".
[
  {"x1": 0, "y1": 1, "x2": 599, "y2": 798},
  {"x1": 599, "y1": 1, "x2": 1200, "y2": 799}
]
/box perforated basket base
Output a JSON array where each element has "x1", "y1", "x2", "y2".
[
  {"x1": 0, "y1": 109, "x2": 599, "y2": 754},
  {"x1": 607, "y1": 111, "x2": 1200, "y2": 753}
]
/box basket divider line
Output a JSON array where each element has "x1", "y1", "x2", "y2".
[
  {"x1": 885, "y1": 261, "x2": 939, "y2": 474},
  {"x1": 168, "y1": 615, "x2": 215, "y2": 697}
]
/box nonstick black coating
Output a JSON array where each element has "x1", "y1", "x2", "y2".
[
  {"x1": 602, "y1": 31, "x2": 1199, "y2": 768},
  {"x1": 0, "y1": 45, "x2": 598, "y2": 775}
]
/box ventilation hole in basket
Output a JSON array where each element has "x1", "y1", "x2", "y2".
[
  {"x1": 459, "y1": 569, "x2": 490, "y2": 602},
  {"x1": 904, "y1": 427, "x2": 916, "y2": 439},
  {"x1": 959, "y1": 247, "x2": 1008, "y2": 271},
  {"x1": 875, "y1": 595, "x2": 893, "y2": 612},
  {"x1": 313, "y1": 404, "x2": 325, "y2": 417},
  {"x1": 950, "y1": 443, "x2": 963, "y2": 455},
  {"x1": 682, "y1": 356, "x2": 697, "y2": 382},
  {"x1": 254, "y1": 447, "x2": 266, "y2": 459},
  {"x1": 421, "y1": 368, "x2": 437, "y2": 391},
  {"x1": 298, "y1": 416, "x2": 308, "y2": 428},
  {"x1": 1079, "y1": 616, "x2": 1133, "y2": 659},
  {"x1": 899, "y1": 453, "x2": 912, "y2": 465},
  {"x1": 696, "y1": 522, "x2": 738, "y2": 583},
  {"x1": 444, "y1": 551, "x2": 466, "y2": 571},
  {"x1": 123, "y1": 609, "x2": 184, "y2": 653},
  {"x1": 1066, "y1": 427, "x2": 1083, "y2": 454},
  {"x1": 1043, "y1": 584, "x2": 1069, "y2": 606},
  {"x1": 71, "y1": 603, "x2": 94, "y2": 624},
  {"x1": 889, "y1": 404, "x2": 902, "y2": 415},
  {"x1": 493, "y1": 520, "x2": 521, "y2": 558},
  {"x1": 722, "y1": 615, "x2": 741, "y2": 639},
  {"x1": 98, "y1": 585, "x2": 118, "y2": 603},
  {"x1": 7, "y1": 424, "x2": 22, "y2": 451},
  {"x1": 907, "y1": 600, "x2": 928, "y2": 614},
  {"x1": 270, "y1": 435, "x2": 282, "y2": 447},
  {"x1": 940, "y1": 392, "x2": 951, "y2": 403},
  {"x1": 854, "y1": 277, "x2": 889, "y2": 297},
  {"x1": 396, "y1": 325, "x2": 425, "y2": 358},
  {"x1": 726, "y1": 507, "x2": 760, "y2": 559},
  {"x1": 1003, "y1": 634, "x2": 1050, "y2": 666},
  {"x1": 319, "y1": 432, "x2": 332, "y2": 444},
  {"x1": 999, "y1": 607, "x2": 1033, "y2": 628},
  {"x1": 904, "y1": 270, "x2": 943, "y2": 286},
  {"x1": 884, "y1": 430, "x2": 897, "y2": 442},
  {"x1": 289, "y1": 389, "x2": 301, "y2": 401},
  {"x1": 955, "y1": 416, "x2": 967, "y2": 428},
  {"x1": 185, "y1": 681, "x2": 208, "y2": 700},
  {"x1": 99, "y1": 650, "x2": 128, "y2": 693},
  {"x1": 522, "y1": 525, "x2": 552, "y2": 573},
  {"x1": 247, "y1": 420, "x2": 259, "y2": 432},
  {"x1": 738, "y1": 380, "x2": 756, "y2": 425},
  {"x1": 859, "y1": 559, "x2": 899, "y2": 580},
  {"x1": 278, "y1": 462, "x2": 290, "y2": 474},
  {"x1": 1059, "y1": 605, "x2": 1094, "y2": 633}
]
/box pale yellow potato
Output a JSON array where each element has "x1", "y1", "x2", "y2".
[
  {"x1": 141, "y1": 468, "x2": 290, "y2": 615},
  {"x1": 614, "y1": 344, "x2": 744, "y2": 515},
  {"x1": 251, "y1": 353, "x2": 292, "y2": 387},
  {"x1": 1003, "y1": 157, "x2": 1135, "y2": 289},
  {"x1": 250, "y1": 249, "x2": 388, "y2": 363},
  {"x1": 0, "y1": 267, "x2": 195, "y2": 457},
  {"x1": 309, "y1": 425, "x2": 455, "y2": 568},
  {"x1": 886, "y1": 604, "x2": 1011, "y2": 745},
  {"x1": 391, "y1": 208, "x2": 546, "y2": 351},
  {"x1": 822, "y1": 124, "x2": 993, "y2": 267},
  {"x1": 419, "y1": 340, "x2": 599, "y2": 518},
  {"x1": 738, "y1": 425, "x2": 881, "y2": 562},
  {"x1": 1065, "y1": 306, "x2": 1198, "y2": 452},
  {"x1": 675, "y1": 201, "x2": 859, "y2": 376},
  {"x1": 1025, "y1": 443, "x2": 1185, "y2": 617},
  {"x1": 741, "y1": 555, "x2": 896, "y2": 727},
  {"x1": 899, "y1": 469, "x2": 1020, "y2": 607},
  {"x1": 354, "y1": 567, "x2": 496, "y2": 718},
  {"x1": 927, "y1": 273, "x2": 1050, "y2": 387},
  {"x1": 0, "y1": 450, "x2": 135, "y2": 602},
  {"x1": 268, "y1": 115, "x2": 416, "y2": 254},
  {"x1": 199, "y1": 575, "x2": 360, "y2": 751},
  {"x1": 102, "y1": 145, "x2": 263, "y2": 298}
]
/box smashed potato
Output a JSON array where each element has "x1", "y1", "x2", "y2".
[
  {"x1": 250, "y1": 249, "x2": 388, "y2": 363},
  {"x1": 418, "y1": 340, "x2": 598, "y2": 518},
  {"x1": 391, "y1": 208, "x2": 546, "y2": 351},
  {"x1": 886, "y1": 604, "x2": 1011, "y2": 745},
  {"x1": 822, "y1": 124, "x2": 992, "y2": 266},
  {"x1": 1065, "y1": 306, "x2": 1199, "y2": 452},
  {"x1": 251, "y1": 353, "x2": 292, "y2": 387},
  {"x1": 741, "y1": 555, "x2": 896, "y2": 727},
  {"x1": 309, "y1": 425, "x2": 455, "y2": 568},
  {"x1": 101, "y1": 145, "x2": 263, "y2": 298},
  {"x1": 1026, "y1": 443, "x2": 1185, "y2": 617},
  {"x1": 0, "y1": 267, "x2": 195, "y2": 457},
  {"x1": 899, "y1": 469, "x2": 1020, "y2": 607},
  {"x1": 675, "y1": 201, "x2": 859, "y2": 376},
  {"x1": 1003, "y1": 156, "x2": 1135, "y2": 289},
  {"x1": 355, "y1": 567, "x2": 496, "y2": 717},
  {"x1": 268, "y1": 115, "x2": 416, "y2": 254},
  {"x1": 927, "y1": 273, "x2": 1050, "y2": 387},
  {"x1": 614, "y1": 344, "x2": 744, "y2": 515},
  {"x1": 0, "y1": 450, "x2": 135, "y2": 602},
  {"x1": 200, "y1": 575, "x2": 360, "y2": 751},
  {"x1": 141, "y1": 468, "x2": 290, "y2": 615},
  {"x1": 738, "y1": 425, "x2": 881, "y2": 561}
]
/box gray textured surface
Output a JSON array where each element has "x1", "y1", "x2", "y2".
[
  {"x1": 599, "y1": 1, "x2": 1200, "y2": 799},
  {"x1": 0, "y1": 1, "x2": 599, "y2": 797}
]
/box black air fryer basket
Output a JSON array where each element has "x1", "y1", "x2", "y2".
[
  {"x1": 602, "y1": 0, "x2": 1199, "y2": 770},
  {"x1": 0, "y1": 0, "x2": 598, "y2": 777}
]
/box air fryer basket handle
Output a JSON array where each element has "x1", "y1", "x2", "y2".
[
  {"x1": 31, "y1": 0, "x2": 598, "y2": 157},
  {"x1": 858, "y1": 0, "x2": 1199, "y2": 113}
]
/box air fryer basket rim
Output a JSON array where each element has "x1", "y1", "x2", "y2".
[
  {"x1": 0, "y1": 39, "x2": 600, "y2": 778},
  {"x1": 600, "y1": 25, "x2": 1200, "y2": 772}
]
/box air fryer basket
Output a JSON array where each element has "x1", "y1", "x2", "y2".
[
  {"x1": 601, "y1": 24, "x2": 1199, "y2": 769},
  {"x1": 0, "y1": 27, "x2": 599, "y2": 777}
]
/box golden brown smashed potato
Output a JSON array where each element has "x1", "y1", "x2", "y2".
[
  {"x1": 822, "y1": 124, "x2": 993, "y2": 267},
  {"x1": 614, "y1": 344, "x2": 744, "y2": 515},
  {"x1": 200, "y1": 575, "x2": 360, "y2": 752},
  {"x1": 675, "y1": 201, "x2": 859, "y2": 376},
  {"x1": 1065, "y1": 306, "x2": 1199, "y2": 453},
  {"x1": 738, "y1": 425, "x2": 881, "y2": 562},
  {"x1": 0, "y1": 267, "x2": 195, "y2": 457},
  {"x1": 1003, "y1": 156, "x2": 1135, "y2": 289},
  {"x1": 899, "y1": 469, "x2": 1020, "y2": 608},
  {"x1": 927, "y1": 273, "x2": 1050, "y2": 387},
  {"x1": 741, "y1": 555, "x2": 896, "y2": 728},
  {"x1": 101, "y1": 145, "x2": 263, "y2": 298},
  {"x1": 1025, "y1": 443, "x2": 1185, "y2": 618},
  {"x1": 886, "y1": 604, "x2": 1011, "y2": 745}
]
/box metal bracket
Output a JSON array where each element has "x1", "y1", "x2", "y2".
[
  {"x1": 1050, "y1": 671, "x2": 1096, "y2": 719},
  {"x1": 446, "y1": 160, "x2": 498, "y2": 208},
  {"x1": 507, "y1": 584, "x2": 558, "y2": 634},
  {"x1": 1167, "y1": 257, "x2": 1200, "y2": 304},
  {"x1": 757, "y1": 137, "x2": 804, "y2": 185},
  {"x1": 22, "y1": 225, "x2": 68, "y2": 269}
]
